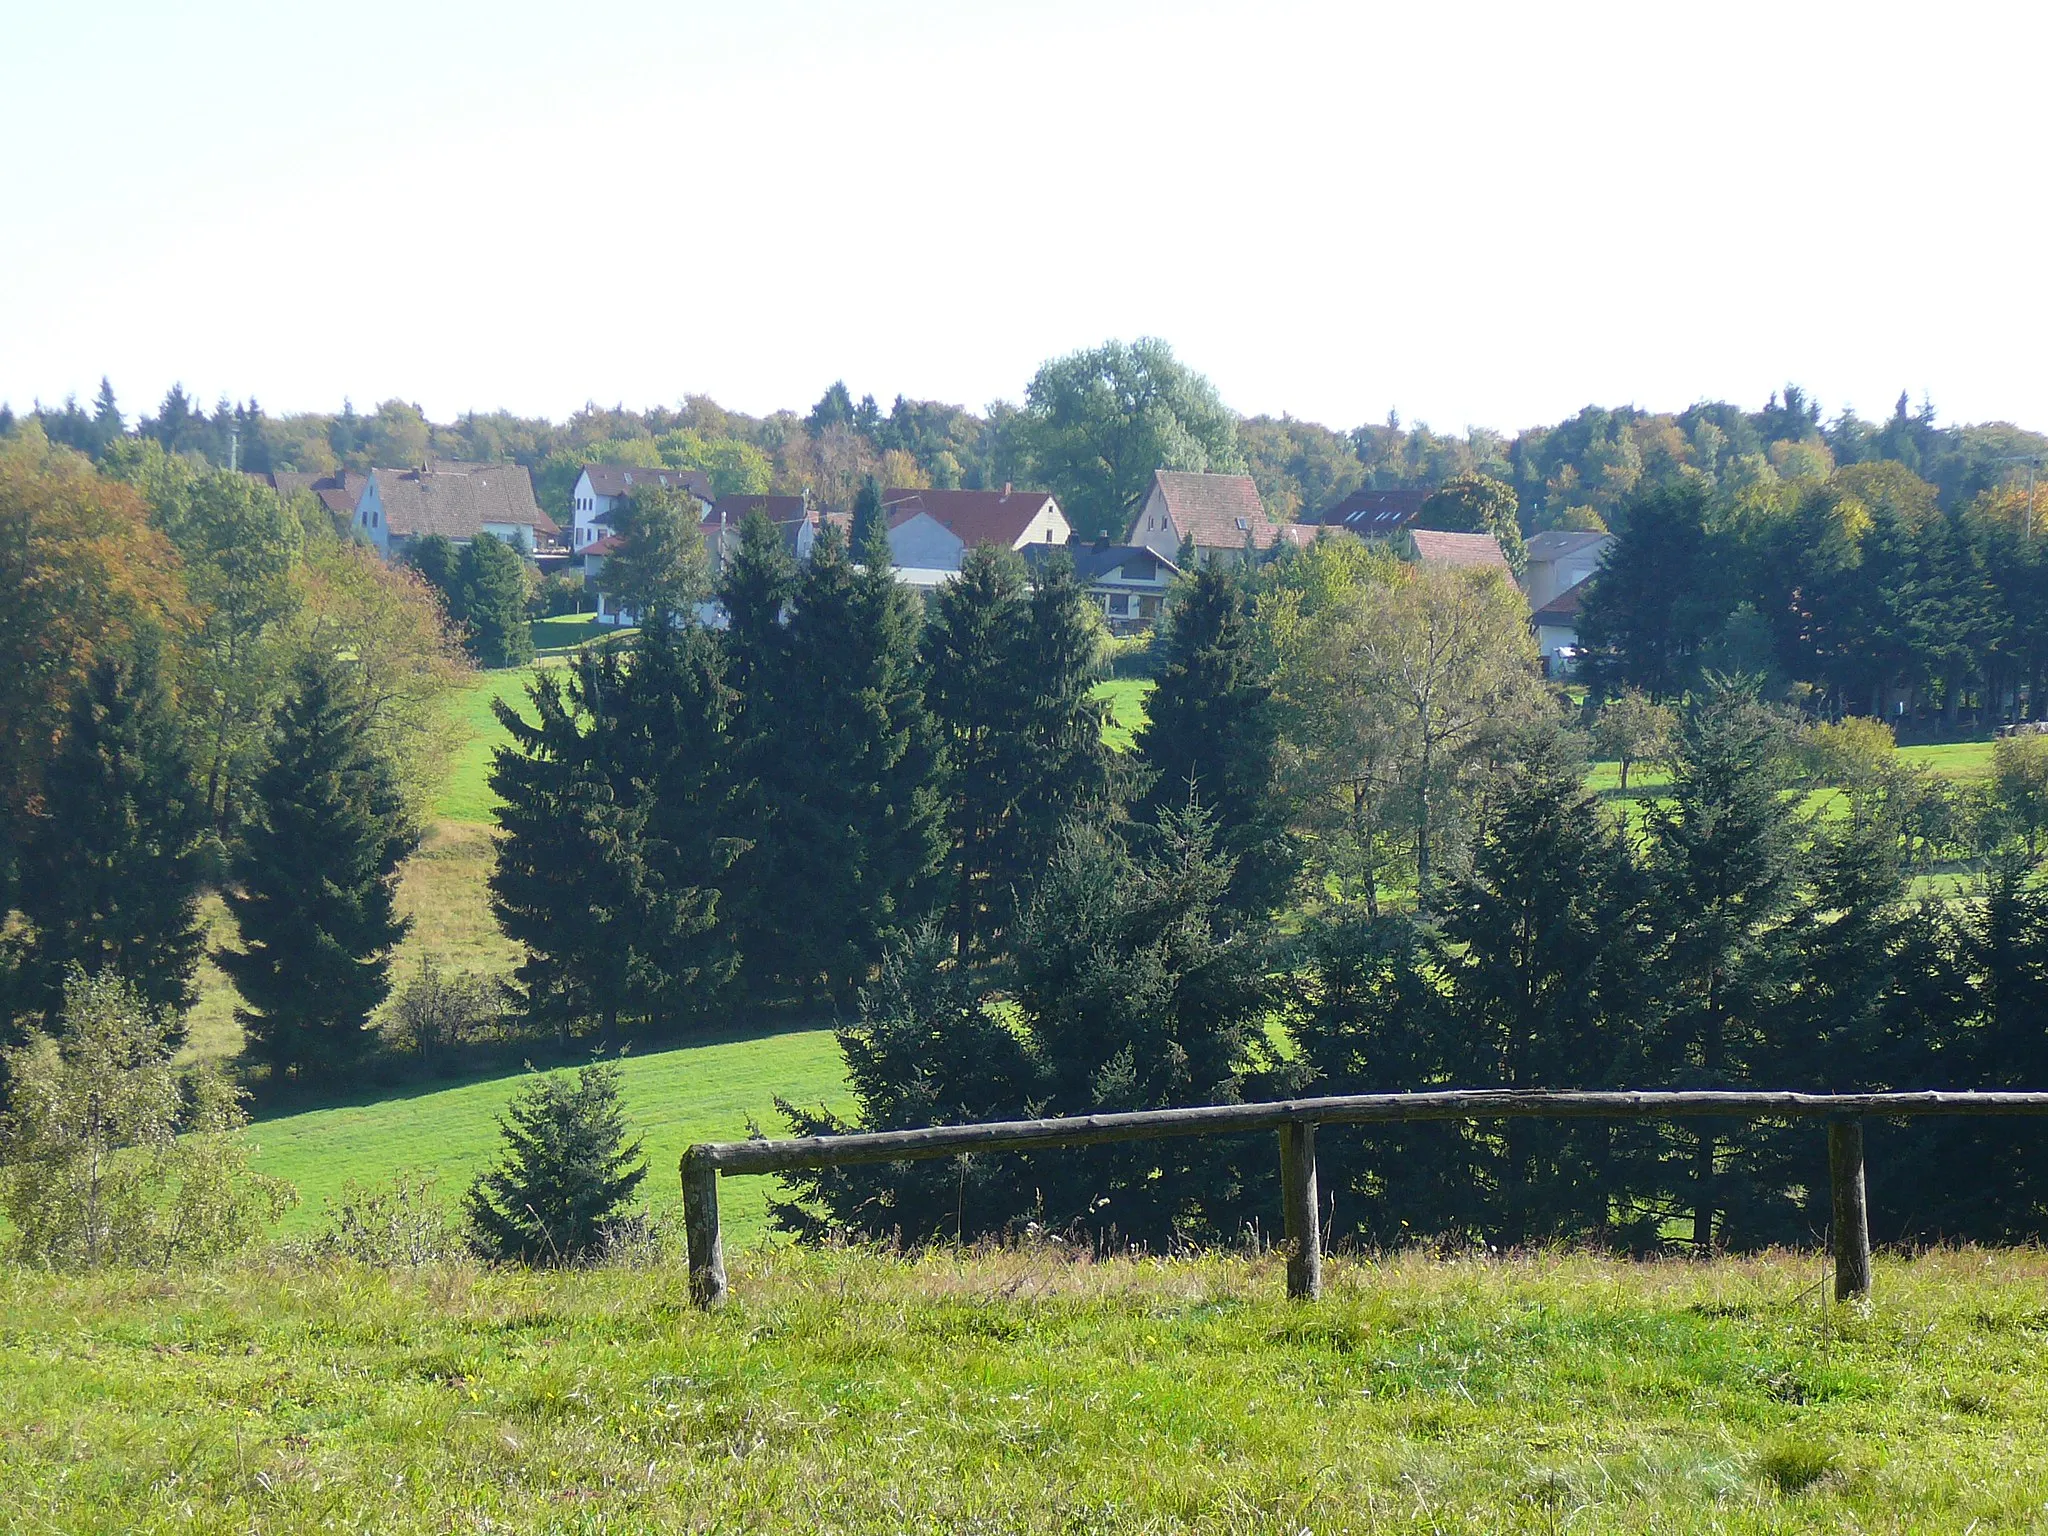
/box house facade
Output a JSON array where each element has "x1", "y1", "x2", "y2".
[
  {"x1": 1530, "y1": 582, "x2": 1587, "y2": 675},
  {"x1": 1126, "y1": 470, "x2": 1278, "y2": 566},
  {"x1": 1024, "y1": 542, "x2": 1179, "y2": 634},
  {"x1": 1521, "y1": 530, "x2": 1614, "y2": 610},
  {"x1": 882, "y1": 486, "x2": 1069, "y2": 571},
  {"x1": 568, "y1": 465, "x2": 714, "y2": 553},
  {"x1": 353, "y1": 463, "x2": 557, "y2": 559}
]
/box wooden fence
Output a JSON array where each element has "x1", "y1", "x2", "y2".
[{"x1": 679, "y1": 1088, "x2": 2048, "y2": 1308}]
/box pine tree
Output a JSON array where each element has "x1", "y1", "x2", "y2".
[
  {"x1": 1135, "y1": 561, "x2": 1297, "y2": 915},
  {"x1": 1647, "y1": 681, "x2": 1805, "y2": 1248},
  {"x1": 457, "y1": 532, "x2": 533, "y2": 668},
  {"x1": 220, "y1": 656, "x2": 416, "y2": 1078},
  {"x1": 16, "y1": 638, "x2": 207, "y2": 1030},
  {"x1": 464, "y1": 1062, "x2": 646, "y2": 1264},
  {"x1": 716, "y1": 511, "x2": 798, "y2": 703}
]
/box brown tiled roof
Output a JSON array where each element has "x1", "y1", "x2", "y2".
[
  {"x1": 705, "y1": 494, "x2": 812, "y2": 525},
  {"x1": 1531, "y1": 580, "x2": 1589, "y2": 621},
  {"x1": 583, "y1": 533, "x2": 623, "y2": 558},
  {"x1": 374, "y1": 465, "x2": 558, "y2": 540},
  {"x1": 1314, "y1": 486, "x2": 1427, "y2": 534},
  {"x1": 1143, "y1": 471, "x2": 1278, "y2": 550},
  {"x1": 255, "y1": 469, "x2": 367, "y2": 517},
  {"x1": 583, "y1": 464, "x2": 713, "y2": 502},
  {"x1": 1409, "y1": 529, "x2": 1511, "y2": 573},
  {"x1": 882, "y1": 487, "x2": 1061, "y2": 549},
  {"x1": 1277, "y1": 523, "x2": 1353, "y2": 549}
]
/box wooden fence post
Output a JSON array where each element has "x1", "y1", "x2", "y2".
[
  {"x1": 1279, "y1": 1120, "x2": 1322, "y2": 1300},
  {"x1": 1828, "y1": 1117, "x2": 1871, "y2": 1302},
  {"x1": 683, "y1": 1149, "x2": 727, "y2": 1309}
]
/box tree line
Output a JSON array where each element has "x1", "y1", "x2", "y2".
[
  {"x1": 0, "y1": 427, "x2": 459, "y2": 1081},
  {"x1": 19, "y1": 348, "x2": 2041, "y2": 546}
]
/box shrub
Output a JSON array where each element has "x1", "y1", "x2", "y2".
[
  {"x1": 0, "y1": 971, "x2": 296, "y2": 1268},
  {"x1": 464, "y1": 1062, "x2": 647, "y2": 1264},
  {"x1": 383, "y1": 955, "x2": 504, "y2": 1065},
  {"x1": 302, "y1": 1171, "x2": 466, "y2": 1267}
]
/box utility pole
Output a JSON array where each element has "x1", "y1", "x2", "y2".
[{"x1": 228, "y1": 424, "x2": 239, "y2": 474}]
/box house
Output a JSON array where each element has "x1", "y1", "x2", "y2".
[
  {"x1": 1309, "y1": 486, "x2": 1428, "y2": 536},
  {"x1": 1521, "y1": 530, "x2": 1614, "y2": 611},
  {"x1": 568, "y1": 464, "x2": 714, "y2": 553},
  {"x1": 252, "y1": 469, "x2": 367, "y2": 522},
  {"x1": 1530, "y1": 581, "x2": 1588, "y2": 676},
  {"x1": 353, "y1": 463, "x2": 557, "y2": 559},
  {"x1": 882, "y1": 486, "x2": 1069, "y2": 571},
  {"x1": 1024, "y1": 540, "x2": 1180, "y2": 635},
  {"x1": 586, "y1": 493, "x2": 850, "y2": 628},
  {"x1": 1407, "y1": 528, "x2": 1513, "y2": 576},
  {"x1": 1126, "y1": 470, "x2": 1278, "y2": 565}
]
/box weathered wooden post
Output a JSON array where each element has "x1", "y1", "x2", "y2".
[
  {"x1": 1279, "y1": 1120, "x2": 1322, "y2": 1300},
  {"x1": 1828, "y1": 1117, "x2": 1871, "y2": 1302},
  {"x1": 682, "y1": 1147, "x2": 727, "y2": 1309}
]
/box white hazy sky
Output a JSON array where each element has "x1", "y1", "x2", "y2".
[{"x1": 5, "y1": 0, "x2": 2045, "y2": 435}]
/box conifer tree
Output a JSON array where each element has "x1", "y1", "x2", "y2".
[
  {"x1": 1135, "y1": 561, "x2": 1296, "y2": 915},
  {"x1": 715, "y1": 510, "x2": 798, "y2": 703},
  {"x1": 220, "y1": 655, "x2": 416, "y2": 1078},
  {"x1": 1647, "y1": 681, "x2": 1805, "y2": 1248},
  {"x1": 457, "y1": 532, "x2": 533, "y2": 668},
  {"x1": 850, "y1": 474, "x2": 887, "y2": 554},
  {"x1": 464, "y1": 1062, "x2": 646, "y2": 1264},
  {"x1": 404, "y1": 534, "x2": 463, "y2": 618},
  {"x1": 16, "y1": 638, "x2": 207, "y2": 1029}
]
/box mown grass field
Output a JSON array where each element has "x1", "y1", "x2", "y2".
[
  {"x1": 249, "y1": 1025, "x2": 849, "y2": 1245},
  {"x1": 7, "y1": 1247, "x2": 2048, "y2": 1532}
]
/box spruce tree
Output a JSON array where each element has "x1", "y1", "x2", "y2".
[
  {"x1": 1135, "y1": 561, "x2": 1296, "y2": 916},
  {"x1": 220, "y1": 655, "x2": 417, "y2": 1078},
  {"x1": 16, "y1": 638, "x2": 206, "y2": 1029},
  {"x1": 464, "y1": 1062, "x2": 646, "y2": 1264},
  {"x1": 1647, "y1": 681, "x2": 1805, "y2": 1248},
  {"x1": 850, "y1": 474, "x2": 887, "y2": 554},
  {"x1": 457, "y1": 532, "x2": 533, "y2": 668}
]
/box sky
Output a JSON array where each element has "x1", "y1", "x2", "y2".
[{"x1": 5, "y1": 0, "x2": 2045, "y2": 437}]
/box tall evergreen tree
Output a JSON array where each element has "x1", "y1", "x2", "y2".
[
  {"x1": 1647, "y1": 682, "x2": 1805, "y2": 1248},
  {"x1": 457, "y1": 532, "x2": 533, "y2": 668},
  {"x1": 850, "y1": 475, "x2": 887, "y2": 554},
  {"x1": 15, "y1": 639, "x2": 206, "y2": 1030},
  {"x1": 219, "y1": 656, "x2": 416, "y2": 1078},
  {"x1": 1135, "y1": 561, "x2": 1296, "y2": 915},
  {"x1": 404, "y1": 534, "x2": 463, "y2": 618}
]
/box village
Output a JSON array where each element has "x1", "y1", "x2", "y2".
[{"x1": 261, "y1": 456, "x2": 1612, "y2": 670}]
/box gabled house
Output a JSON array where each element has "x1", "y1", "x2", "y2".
[
  {"x1": 253, "y1": 469, "x2": 368, "y2": 523},
  {"x1": 882, "y1": 486, "x2": 1069, "y2": 574},
  {"x1": 353, "y1": 463, "x2": 557, "y2": 560},
  {"x1": 1309, "y1": 486, "x2": 1428, "y2": 536},
  {"x1": 1530, "y1": 581, "x2": 1588, "y2": 676},
  {"x1": 1126, "y1": 470, "x2": 1278, "y2": 566},
  {"x1": 586, "y1": 493, "x2": 852, "y2": 628},
  {"x1": 569, "y1": 464, "x2": 713, "y2": 552},
  {"x1": 1521, "y1": 530, "x2": 1614, "y2": 610},
  {"x1": 1023, "y1": 541, "x2": 1180, "y2": 635},
  {"x1": 1407, "y1": 528, "x2": 1512, "y2": 576}
]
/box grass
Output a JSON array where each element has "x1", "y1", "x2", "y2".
[
  {"x1": 249, "y1": 1023, "x2": 849, "y2": 1246},
  {"x1": 1096, "y1": 676, "x2": 1154, "y2": 752},
  {"x1": 7, "y1": 1246, "x2": 2048, "y2": 1530},
  {"x1": 530, "y1": 613, "x2": 630, "y2": 654},
  {"x1": 437, "y1": 665, "x2": 548, "y2": 825}
]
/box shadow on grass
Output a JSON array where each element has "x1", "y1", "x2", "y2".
[{"x1": 244, "y1": 1005, "x2": 839, "y2": 1123}]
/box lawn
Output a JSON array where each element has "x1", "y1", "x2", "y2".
[
  {"x1": 1095, "y1": 676, "x2": 1153, "y2": 752},
  {"x1": 7, "y1": 1246, "x2": 2048, "y2": 1531},
  {"x1": 250, "y1": 1024, "x2": 849, "y2": 1246},
  {"x1": 530, "y1": 613, "x2": 629, "y2": 654}
]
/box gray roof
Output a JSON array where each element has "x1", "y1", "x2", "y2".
[
  {"x1": 1523, "y1": 530, "x2": 1613, "y2": 562},
  {"x1": 373, "y1": 465, "x2": 557, "y2": 540},
  {"x1": 1022, "y1": 542, "x2": 1179, "y2": 584},
  {"x1": 1313, "y1": 486, "x2": 1427, "y2": 533},
  {"x1": 582, "y1": 464, "x2": 713, "y2": 502}
]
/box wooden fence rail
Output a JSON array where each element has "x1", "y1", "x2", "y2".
[{"x1": 680, "y1": 1089, "x2": 2048, "y2": 1308}]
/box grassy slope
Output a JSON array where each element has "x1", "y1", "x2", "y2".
[
  {"x1": 7, "y1": 1247, "x2": 2048, "y2": 1532},
  {"x1": 250, "y1": 1026, "x2": 849, "y2": 1245}
]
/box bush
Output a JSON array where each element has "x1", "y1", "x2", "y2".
[
  {"x1": 532, "y1": 571, "x2": 588, "y2": 619},
  {"x1": 0, "y1": 971, "x2": 296, "y2": 1268},
  {"x1": 382, "y1": 955, "x2": 505, "y2": 1065},
  {"x1": 464, "y1": 1062, "x2": 647, "y2": 1264},
  {"x1": 300, "y1": 1171, "x2": 466, "y2": 1267}
]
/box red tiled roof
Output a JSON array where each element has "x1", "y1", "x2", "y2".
[
  {"x1": 882, "y1": 486, "x2": 1062, "y2": 549},
  {"x1": 583, "y1": 533, "x2": 623, "y2": 557},
  {"x1": 1409, "y1": 529, "x2": 1511, "y2": 573},
  {"x1": 582, "y1": 464, "x2": 713, "y2": 501},
  {"x1": 1141, "y1": 471, "x2": 1277, "y2": 550},
  {"x1": 1531, "y1": 580, "x2": 1588, "y2": 622}
]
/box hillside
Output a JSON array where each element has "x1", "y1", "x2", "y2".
[{"x1": 6, "y1": 1247, "x2": 2046, "y2": 1531}]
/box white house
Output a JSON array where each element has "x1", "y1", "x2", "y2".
[
  {"x1": 1126, "y1": 470, "x2": 1278, "y2": 566},
  {"x1": 353, "y1": 463, "x2": 557, "y2": 559},
  {"x1": 1530, "y1": 581, "x2": 1588, "y2": 676},
  {"x1": 1522, "y1": 530, "x2": 1614, "y2": 610},
  {"x1": 882, "y1": 486, "x2": 1068, "y2": 570},
  {"x1": 1023, "y1": 541, "x2": 1180, "y2": 634},
  {"x1": 568, "y1": 464, "x2": 714, "y2": 553}
]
